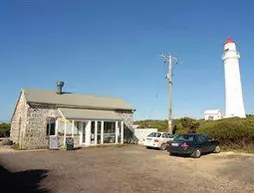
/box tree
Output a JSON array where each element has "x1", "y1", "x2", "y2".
[
  {"x1": 0, "y1": 123, "x2": 11, "y2": 137},
  {"x1": 179, "y1": 117, "x2": 200, "y2": 133}
]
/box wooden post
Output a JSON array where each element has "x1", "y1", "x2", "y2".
[
  {"x1": 121, "y1": 121, "x2": 124, "y2": 144},
  {"x1": 101, "y1": 121, "x2": 104, "y2": 144},
  {"x1": 64, "y1": 119, "x2": 67, "y2": 147},
  {"x1": 94, "y1": 121, "x2": 98, "y2": 145}
]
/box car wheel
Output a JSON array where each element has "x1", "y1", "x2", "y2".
[
  {"x1": 191, "y1": 148, "x2": 201, "y2": 158},
  {"x1": 160, "y1": 143, "x2": 167, "y2": 151},
  {"x1": 213, "y1": 145, "x2": 220, "y2": 153}
]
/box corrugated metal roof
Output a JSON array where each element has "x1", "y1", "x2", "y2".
[
  {"x1": 59, "y1": 108, "x2": 121, "y2": 120},
  {"x1": 23, "y1": 88, "x2": 134, "y2": 110}
]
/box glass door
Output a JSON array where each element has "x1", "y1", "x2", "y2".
[
  {"x1": 82, "y1": 122, "x2": 86, "y2": 143},
  {"x1": 90, "y1": 121, "x2": 95, "y2": 144},
  {"x1": 97, "y1": 121, "x2": 101, "y2": 144}
]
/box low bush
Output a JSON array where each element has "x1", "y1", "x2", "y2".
[
  {"x1": 198, "y1": 117, "x2": 254, "y2": 148},
  {"x1": 0, "y1": 123, "x2": 10, "y2": 137}
]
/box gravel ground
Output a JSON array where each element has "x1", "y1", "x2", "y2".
[{"x1": 1, "y1": 145, "x2": 254, "y2": 193}]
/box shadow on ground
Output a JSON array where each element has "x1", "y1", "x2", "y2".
[
  {"x1": 169, "y1": 152, "x2": 216, "y2": 158},
  {"x1": 0, "y1": 165, "x2": 49, "y2": 193}
]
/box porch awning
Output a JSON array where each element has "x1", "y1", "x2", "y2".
[{"x1": 58, "y1": 108, "x2": 122, "y2": 121}]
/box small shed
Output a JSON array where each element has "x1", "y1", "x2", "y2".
[{"x1": 204, "y1": 109, "x2": 222, "y2": 120}]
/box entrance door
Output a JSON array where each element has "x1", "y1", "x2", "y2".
[
  {"x1": 97, "y1": 121, "x2": 101, "y2": 144},
  {"x1": 90, "y1": 121, "x2": 95, "y2": 144},
  {"x1": 82, "y1": 122, "x2": 86, "y2": 143}
]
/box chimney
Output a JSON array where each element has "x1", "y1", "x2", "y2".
[{"x1": 56, "y1": 81, "x2": 64, "y2": 94}]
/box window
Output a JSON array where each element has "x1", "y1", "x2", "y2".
[
  {"x1": 118, "y1": 121, "x2": 121, "y2": 142},
  {"x1": 208, "y1": 116, "x2": 214, "y2": 120},
  {"x1": 197, "y1": 135, "x2": 208, "y2": 143},
  {"x1": 73, "y1": 121, "x2": 80, "y2": 135},
  {"x1": 202, "y1": 134, "x2": 211, "y2": 142},
  {"x1": 168, "y1": 134, "x2": 174, "y2": 138},
  {"x1": 103, "y1": 122, "x2": 116, "y2": 143},
  {"x1": 162, "y1": 133, "x2": 168, "y2": 138},
  {"x1": 174, "y1": 134, "x2": 195, "y2": 142},
  {"x1": 46, "y1": 118, "x2": 56, "y2": 136},
  {"x1": 91, "y1": 121, "x2": 95, "y2": 142},
  {"x1": 148, "y1": 132, "x2": 161, "y2": 138}
]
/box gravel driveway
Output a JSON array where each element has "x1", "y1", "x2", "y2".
[{"x1": 1, "y1": 145, "x2": 254, "y2": 193}]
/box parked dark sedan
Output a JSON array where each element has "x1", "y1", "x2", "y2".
[{"x1": 167, "y1": 133, "x2": 220, "y2": 158}]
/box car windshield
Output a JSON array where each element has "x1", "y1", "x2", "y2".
[
  {"x1": 173, "y1": 134, "x2": 196, "y2": 142},
  {"x1": 147, "y1": 132, "x2": 161, "y2": 137}
]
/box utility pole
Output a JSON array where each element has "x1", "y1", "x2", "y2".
[{"x1": 160, "y1": 54, "x2": 179, "y2": 134}]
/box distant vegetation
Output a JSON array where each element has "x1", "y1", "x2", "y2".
[
  {"x1": 134, "y1": 117, "x2": 200, "y2": 134},
  {"x1": 0, "y1": 123, "x2": 10, "y2": 137},
  {"x1": 134, "y1": 115, "x2": 254, "y2": 153},
  {"x1": 198, "y1": 117, "x2": 254, "y2": 151}
]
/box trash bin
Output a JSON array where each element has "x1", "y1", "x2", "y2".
[{"x1": 66, "y1": 137, "x2": 74, "y2": 151}]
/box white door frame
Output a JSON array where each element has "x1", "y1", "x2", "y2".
[
  {"x1": 78, "y1": 121, "x2": 91, "y2": 146},
  {"x1": 77, "y1": 119, "x2": 124, "y2": 146}
]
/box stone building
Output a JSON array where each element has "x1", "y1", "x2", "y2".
[{"x1": 10, "y1": 82, "x2": 135, "y2": 149}]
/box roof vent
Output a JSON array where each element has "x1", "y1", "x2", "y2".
[{"x1": 56, "y1": 81, "x2": 64, "y2": 94}]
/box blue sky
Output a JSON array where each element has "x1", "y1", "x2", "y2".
[{"x1": 1, "y1": 0, "x2": 254, "y2": 122}]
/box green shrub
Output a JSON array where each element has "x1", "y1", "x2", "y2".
[
  {"x1": 134, "y1": 119, "x2": 168, "y2": 131},
  {"x1": 0, "y1": 123, "x2": 10, "y2": 137},
  {"x1": 173, "y1": 117, "x2": 200, "y2": 134},
  {"x1": 198, "y1": 117, "x2": 254, "y2": 148},
  {"x1": 12, "y1": 143, "x2": 20, "y2": 150}
]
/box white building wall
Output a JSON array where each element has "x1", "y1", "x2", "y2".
[
  {"x1": 134, "y1": 128, "x2": 158, "y2": 145},
  {"x1": 204, "y1": 110, "x2": 222, "y2": 120},
  {"x1": 222, "y1": 39, "x2": 246, "y2": 118}
]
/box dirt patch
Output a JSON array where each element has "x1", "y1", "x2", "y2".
[{"x1": 1, "y1": 145, "x2": 254, "y2": 193}]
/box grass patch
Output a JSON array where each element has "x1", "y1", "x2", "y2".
[
  {"x1": 11, "y1": 143, "x2": 48, "y2": 151},
  {"x1": 11, "y1": 143, "x2": 23, "y2": 150}
]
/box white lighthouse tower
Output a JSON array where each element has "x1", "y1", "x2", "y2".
[{"x1": 222, "y1": 37, "x2": 246, "y2": 118}]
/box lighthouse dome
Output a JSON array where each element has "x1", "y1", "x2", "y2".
[{"x1": 224, "y1": 37, "x2": 237, "y2": 51}]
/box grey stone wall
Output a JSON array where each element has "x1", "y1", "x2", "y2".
[
  {"x1": 10, "y1": 90, "x2": 29, "y2": 147},
  {"x1": 23, "y1": 105, "x2": 61, "y2": 149},
  {"x1": 116, "y1": 110, "x2": 137, "y2": 143},
  {"x1": 116, "y1": 110, "x2": 134, "y2": 129}
]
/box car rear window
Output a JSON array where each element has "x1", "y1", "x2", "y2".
[
  {"x1": 173, "y1": 134, "x2": 195, "y2": 142},
  {"x1": 148, "y1": 132, "x2": 161, "y2": 137}
]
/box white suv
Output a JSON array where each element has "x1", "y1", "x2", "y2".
[{"x1": 144, "y1": 132, "x2": 175, "y2": 150}]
